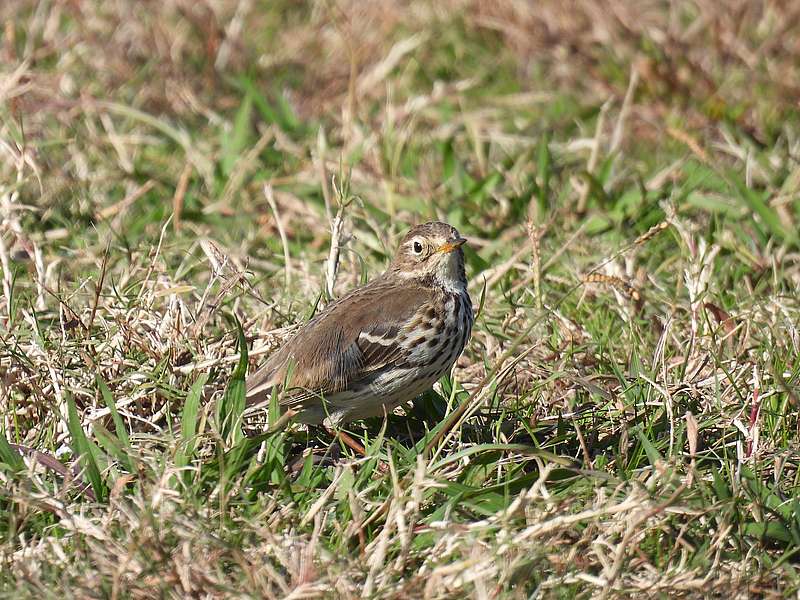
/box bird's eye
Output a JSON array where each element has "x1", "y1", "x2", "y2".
[{"x1": 412, "y1": 241, "x2": 423, "y2": 254}]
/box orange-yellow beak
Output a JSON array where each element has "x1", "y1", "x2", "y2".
[{"x1": 437, "y1": 237, "x2": 467, "y2": 254}]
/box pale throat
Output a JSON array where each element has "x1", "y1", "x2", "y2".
[
  {"x1": 392, "y1": 251, "x2": 466, "y2": 292},
  {"x1": 434, "y1": 252, "x2": 466, "y2": 293}
]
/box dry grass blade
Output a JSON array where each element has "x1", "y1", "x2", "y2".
[{"x1": 264, "y1": 184, "x2": 292, "y2": 287}]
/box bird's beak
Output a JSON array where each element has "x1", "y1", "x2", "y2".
[{"x1": 437, "y1": 237, "x2": 467, "y2": 254}]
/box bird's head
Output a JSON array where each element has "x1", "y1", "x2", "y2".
[{"x1": 389, "y1": 221, "x2": 468, "y2": 291}]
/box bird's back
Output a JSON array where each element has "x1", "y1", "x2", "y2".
[{"x1": 245, "y1": 274, "x2": 440, "y2": 422}]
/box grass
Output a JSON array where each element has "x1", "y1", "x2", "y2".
[{"x1": 1, "y1": 0, "x2": 800, "y2": 597}]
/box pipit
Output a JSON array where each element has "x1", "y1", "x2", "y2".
[{"x1": 245, "y1": 221, "x2": 473, "y2": 430}]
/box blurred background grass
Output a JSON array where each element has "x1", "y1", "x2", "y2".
[{"x1": 1, "y1": 1, "x2": 800, "y2": 597}]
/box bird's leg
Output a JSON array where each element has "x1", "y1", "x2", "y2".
[
  {"x1": 324, "y1": 425, "x2": 367, "y2": 456},
  {"x1": 323, "y1": 425, "x2": 389, "y2": 473}
]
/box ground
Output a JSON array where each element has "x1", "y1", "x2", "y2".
[{"x1": 1, "y1": 1, "x2": 800, "y2": 598}]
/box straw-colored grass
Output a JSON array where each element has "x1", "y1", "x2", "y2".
[{"x1": 2, "y1": 1, "x2": 800, "y2": 597}]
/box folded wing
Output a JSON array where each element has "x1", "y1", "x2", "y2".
[{"x1": 244, "y1": 276, "x2": 433, "y2": 410}]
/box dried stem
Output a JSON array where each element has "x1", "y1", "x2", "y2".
[{"x1": 264, "y1": 184, "x2": 292, "y2": 288}]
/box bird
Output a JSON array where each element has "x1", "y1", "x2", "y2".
[{"x1": 245, "y1": 221, "x2": 473, "y2": 429}]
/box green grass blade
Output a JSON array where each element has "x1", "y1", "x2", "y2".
[
  {"x1": 176, "y1": 372, "x2": 209, "y2": 469},
  {"x1": 239, "y1": 75, "x2": 302, "y2": 134},
  {"x1": 220, "y1": 92, "x2": 253, "y2": 175},
  {"x1": 431, "y1": 443, "x2": 569, "y2": 471},
  {"x1": 636, "y1": 429, "x2": 664, "y2": 467},
  {"x1": 66, "y1": 394, "x2": 106, "y2": 502},
  {"x1": 92, "y1": 422, "x2": 133, "y2": 472},
  {"x1": 731, "y1": 176, "x2": 797, "y2": 246},
  {"x1": 216, "y1": 317, "x2": 248, "y2": 446},
  {"x1": 96, "y1": 375, "x2": 130, "y2": 450},
  {"x1": 0, "y1": 431, "x2": 24, "y2": 473}
]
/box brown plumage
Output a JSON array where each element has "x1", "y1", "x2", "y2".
[{"x1": 245, "y1": 221, "x2": 473, "y2": 425}]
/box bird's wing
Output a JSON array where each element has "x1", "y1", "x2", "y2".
[{"x1": 245, "y1": 277, "x2": 435, "y2": 408}]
